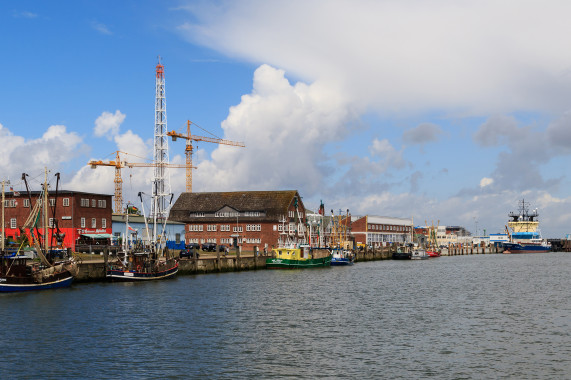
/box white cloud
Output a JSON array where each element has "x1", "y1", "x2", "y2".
[
  {"x1": 178, "y1": 0, "x2": 571, "y2": 115},
  {"x1": 94, "y1": 110, "x2": 125, "y2": 138},
  {"x1": 480, "y1": 177, "x2": 494, "y2": 188},
  {"x1": 192, "y1": 64, "x2": 355, "y2": 194},
  {"x1": 0, "y1": 123, "x2": 84, "y2": 185},
  {"x1": 369, "y1": 138, "x2": 406, "y2": 170}
]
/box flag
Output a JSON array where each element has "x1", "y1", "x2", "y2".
[{"x1": 128, "y1": 226, "x2": 135, "y2": 231}]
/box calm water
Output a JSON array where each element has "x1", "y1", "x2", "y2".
[{"x1": 1, "y1": 252, "x2": 570, "y2": 379}]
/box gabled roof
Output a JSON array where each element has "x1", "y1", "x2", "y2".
[{"x1": 170, "y1": 190, "x2": 302, "y2": 223}]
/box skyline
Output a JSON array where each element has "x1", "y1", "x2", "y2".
[{"x1": 2, "y1": 1, "x2": 571, "y2": 237}]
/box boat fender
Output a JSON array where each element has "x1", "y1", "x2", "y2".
[{"x1": 137, "y1": 265, "x2": 142, "y2": 271}]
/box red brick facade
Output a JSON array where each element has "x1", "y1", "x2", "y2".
[
  {"x1": 170, "y1": 190, "x2": 308, "y2": 251},
  {"x1": 2, "y1": 191, "x2": 113, "y2": 250}
]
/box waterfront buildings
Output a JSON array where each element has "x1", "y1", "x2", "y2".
[
  {"x1": 2, "y1": 190, "x2": 113, "y2": 251},
  {"x1": 169, "y1": 190, "x2": 308, "y2": 251},
  {"x1": 350, "y1": 215, "x2": 414, "y2": 247}
]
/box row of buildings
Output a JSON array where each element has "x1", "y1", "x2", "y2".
[{"x1": 1, "y1": 189, "x2": 476, "y2": 252}]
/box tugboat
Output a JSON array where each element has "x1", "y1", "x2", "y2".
[
  {"x1": 0, "y1": 170, "x2": 78, "y2": 292},
  {"x1": 502, "y1": 199, "x2": 551, "y2": 253}
]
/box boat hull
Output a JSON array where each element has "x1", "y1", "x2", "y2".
[
  {"x1": 0, "y1": 275, "x2": 73, "y2": 292},
  {"x1": 107, "y1": 262, "x2": 179, "y2": 281},
  {"x1": 502, "y1": 242, "x2": 551, "y2": 254},
  {"x1": 330, "y1": 257, "x2": 354, "y2": 266},
  {"x1": 266, "y1": 255, "x2": 332, "y2": 269}
]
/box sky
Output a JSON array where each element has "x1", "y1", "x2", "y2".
[{"x1": 2, "y1": 0, "x2": 571, "y2": 238}]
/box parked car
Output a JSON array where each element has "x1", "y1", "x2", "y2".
[
  {"x1": 201, "y1": 242, "x2": 217, "y2": 252},
  {"x1": 186, "y1": 243, "x2": 200, "y2": 250},
  {"x1": 180, "y1": 248, "x2": 199, "y2": 259}
]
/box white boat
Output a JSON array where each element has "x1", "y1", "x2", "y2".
[{"x1": 411, "y1": 248, "x2": 428, "y2": 260}]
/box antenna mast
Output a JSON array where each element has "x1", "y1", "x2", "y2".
[{"x1": 152, "y1": 56, "x2": 171, "y2": 219}]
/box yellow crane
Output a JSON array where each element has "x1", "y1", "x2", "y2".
[
  {"x1": 167, "y1": 120, "x2": 245, "y2": 192},
  {"x1": 88, "y1": 150, "x2": 188, "y2": 214}
]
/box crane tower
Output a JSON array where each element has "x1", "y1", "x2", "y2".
[{"x1": 152, "y1": 57, "x2": 170, "y2": 219}]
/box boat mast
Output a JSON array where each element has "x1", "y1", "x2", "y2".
[
  {"x1": 43, "y1": 168, "x2": 49, "y2": 254},
  {"x1": 1, "y1": 179, "x2": 8, "y2": 253}
]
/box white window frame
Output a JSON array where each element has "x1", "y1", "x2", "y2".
[
  {"x1": 81, "y1": 217, "x2": 86, "y2": 228},
  {"x1": 102, "y1": 219, "x2": 107, "y2": 229},
  {"x1": 63, "y1": 198, "x2": 70, "y2": 207},
  {"x1": 10, "y1": 218, "x2": 16, "y2": 229},
  {"x1": 91, "y1": 218, "x2": 96, "y2": 228}
]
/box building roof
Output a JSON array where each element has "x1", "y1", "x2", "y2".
[
  {"x1": 112, "y1": 214, "x2": 184, "y2": 225},
  {"x1": 353, "y1": 215, "x2": 413, "y2": 225},
  {"x1": 170, "y1": 190, "x2": 302, "y2": 223}
]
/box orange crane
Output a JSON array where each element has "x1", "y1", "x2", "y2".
[
  {"x1": 167, "y1": 120, "x2": 245, "y2": 192},
  {"x1": 88, "y1": 150, "x2": 188, "y2": 214}
]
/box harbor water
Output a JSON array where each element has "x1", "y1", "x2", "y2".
[{"x1": 1, "y1": 252, "x2": 570, "y2": 379}]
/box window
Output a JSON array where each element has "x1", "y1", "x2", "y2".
[
  {"x1": 207, "y1": 225, "x2": 217, "y2": 232},
  {"x1": 289, "y1": 211, "x2": 294, "y2": 218},
  {"x1": 81, "y1": 218, "x2": 85, "y2": 228},
  {"x1": 81, "y1": 198, "x2": 89, "y2": 207},
  {"x1": 10, "y1": 218, "x2": 16, "y2": 229},
  {"x1": 98, "y1": 200, "x2": 104, "y2": 208},
  {"x1": 102, "y1": 219, "x2": 107, "y2": 228},
  {"x1": 49, "y1": 218, "x2": 55, "y2": 228},
  {"x1": 91, "y1": 218, "x2": 96, "y2": 228},
  {"x1": 49, "y1": 198, "x2": 55, "y2": 207},
  {"x1": 24, "y1": 199, "x2": 30, "y2": 207},
  {"x1": 4, "y1": 200, "x2": 15, "y2": 208},
  {"x1": 91, "y1": 199, "x2": 96, "y2": 208},
  {"x1": 233, "y1": 226, "x2": 243, "y2": 233},
  {"x1": 63, "y1": 198, "x2": 70, "y2": 207},
  {"x1": 194, "y1": 212, "x2": 205, "y2": 217}
]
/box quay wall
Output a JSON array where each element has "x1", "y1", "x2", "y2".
[{"x1": 74, "y1": 245, "x2": 501, "y2": 282}]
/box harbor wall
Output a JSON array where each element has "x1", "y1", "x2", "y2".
[{"x1": 74, "y1": 244, "x2": 501, "y2": 282}]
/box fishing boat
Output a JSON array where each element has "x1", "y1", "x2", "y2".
[
  {"x1": 502, "y1": 199, "x2": 551, "y2": 254},
  {"x1": 392, "y1": 245, "x2": 412, "y2": 260},
  {"x1": 0, "y1": 170, "x2": 78, "y2": 292},
  {"x1": 411, "y1": 247, "x2": 429, "y2": 260},
  {"x1": 330, "y1": 247, "x2": 355, "y2": 266},
  {"x1": 266, "y1": 200, "x2": 332, "y2": 269},
  {"x1": 106, "y1": 193, "x2": 178, "y2": 281},
  {"x1": 266, "y1": 243, "x2": 332, "y2": 269},
  {"x1": 328, "y1": 208, "x2": 355, "y2": 266}
]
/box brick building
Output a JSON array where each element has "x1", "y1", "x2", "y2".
[
  {"x1": 169, "y1": 190, "x2": 308, "y2": 251},
  {"x1": 351, "y1": 215, "x2": 413, "y2": 247},
  {"x1": 2, "y1": 190, "x2": 113, "y2": 251}
]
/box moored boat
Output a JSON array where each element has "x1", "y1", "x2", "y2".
[
  {"x1": 106, "y1": 194, "x2": 178, "y2": 281},
  {"x1": 330, "y1": 247, "x2": 355, "y2": 265},
  {"x1": 411, "y1": 248, "x2": 429, "y2": 260},
  {"x1": 266, "y1": 244, "x2": 332, "y2": 269},
  {"x1": 502, "y1": 199, "x2": 551, "y2": 254},
  {"x1": 393, "y1": 245, "x2": 412, "y2": 260},
  {"x1": 0, "y1": 169, "x2": 78, "y2": 292}
]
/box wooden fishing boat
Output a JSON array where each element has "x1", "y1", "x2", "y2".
[
  {"x1": 106, "y1": 195, "x2": 178, "y2": 281},
  {"x1": 0, "y1": 169, "x2": 78, "y2": 292},
  {"x1": 266, "y1": 244, "x2": 332, "y2": 269}
]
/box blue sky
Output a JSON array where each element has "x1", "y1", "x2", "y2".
[{"x1": 2, "y1": 0, "x2": 571, "y2": 238}]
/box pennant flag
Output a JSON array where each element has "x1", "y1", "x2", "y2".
[{"x1": 128, "y1": 226, "x2": 135, "y2": 231}]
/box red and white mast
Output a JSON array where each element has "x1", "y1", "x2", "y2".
[{"x1": 151, "y1": 56, "x2": 171, "y2": 221}]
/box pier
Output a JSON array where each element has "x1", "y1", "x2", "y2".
[{"x1": 74, "y1": 243, "x2": 503, "y2": 282}]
